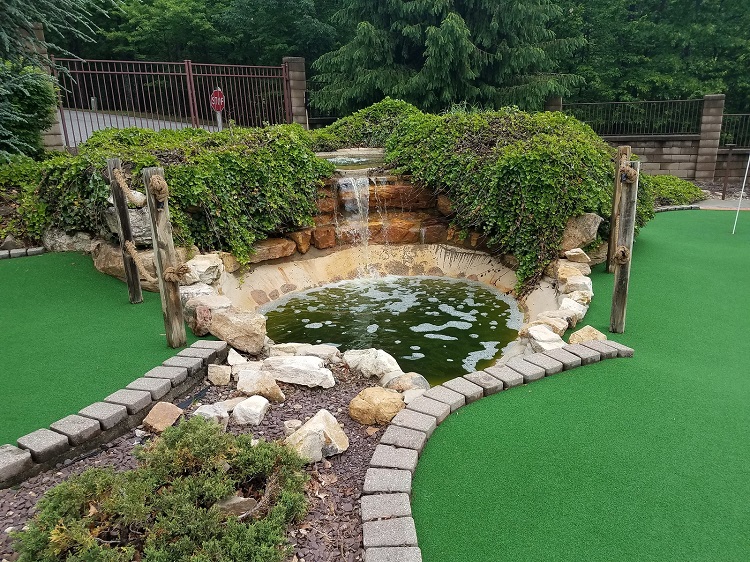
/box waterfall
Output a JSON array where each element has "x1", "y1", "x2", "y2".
[{"x1": 337, "y1": 176, "x2": 375, "y2": 276}]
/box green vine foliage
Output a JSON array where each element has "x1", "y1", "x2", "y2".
[
  {"x1": 640, "y1": 173, "x2": 706, "y2": 207},
  {"x1": 12, "y1": 416, "x2": 308, "y2": 562}
]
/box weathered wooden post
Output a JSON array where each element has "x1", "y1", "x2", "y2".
[
  {"x1": 607, "y1": 145, "x2": 632, "y2": 272},
  {"x1": 610, "y1": 160, "x2": 640, "y2": 333},
  {"x1": 107, "y1": 158, "x2": 143, "y2": 304},
  {"x1": 143, "y1": 167, "x2": 186, "y2": 348}
]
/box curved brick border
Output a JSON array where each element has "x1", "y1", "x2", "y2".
[
  {"x1": 655, "y1": 204, "x2": 700, "y2": 213},
  {"x1": 360, "y1": 340, "x2": 634, "y2": 561},
  {"x1": 0, "y1": 247, "x2": 45, "y2": 260},
  {"x1": 0, "y1": 340, "x2": 229, "y2": 489}
]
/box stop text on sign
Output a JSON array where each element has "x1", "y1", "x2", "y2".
[{"x1": 210, "y1": 89, "x2": 225, "y2": 112}]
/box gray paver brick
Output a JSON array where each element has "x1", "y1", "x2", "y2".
[
  {"x1": 422, "y1": 385, "x2": 465, "y2": 411},
  {"x1": 365, "y1": 547, "x2": 422, "y2": 562},
  {"x1": 163, "y1": 355, "x2": 203, "y2": 376},
  {"x1": 405, "y1": 396, "x2": 450, "y2": 424},
  {"x1": 599, "y1": 339, "x2": 634, "y2": 358},
  {"x1": 103, "y1": 389, "x2": 152, "y2": 414},
  {"x1": 26, "y1": 247, "x2": 45, "y2": 256},
  {"x1": 191, "y1": 340, "x2": 229, "y2": 362},
  {"x1": 464, "y1": 371, "x2": 504, "y2": 395},
  {"x1": 177, "y1": 346, "x2": 216, "y2": 365},
  {"x1": 9, "y1": 248, "x2": 26, "y2": 258},
  {"x1": 390, "y1": 409, "x2": 437, "y2": 437},
  {"x1": 524, "y1": 352, "x2": 564, "y2": 375},
  {"x1": 0, "y1": 445, "x2": 34, "y2": 483},
  {"x1": 0, "y1": 250, "x2": 9, "y2": 259},
  {"x1": 542, "y1": 348, "x2": 582, "y2": 370},
  {"x1": 50, "y1": 415, "x2": 101, "y2": 446},
  {"x1": 17, "y1": 428, "x2": 70, "y2": 462},
  {"x1": 563, "y1": 343, "x2": 601, "y2": 365},
  {"x1": 484, "y1": 365, "x2": 523, "y2": 388},
  {"x1": 442, "y1": 377, "x2": 483, "y2": 403},
  {"x1": 363, "y1": 517, "x2": 418, "y2": 548},
  {"x1": 505, "y1": 357, "x2": 546, "y2": 382},
  {"x1": 370, "y1": 445, "x2": 419, "y2": 472},
  {"x1": 79, "y1": 401, "x2": 128, "y2": 430},
  {"x1": 380, "y1": 426, "x2": 427, "y2": 453},
  {"x1": 363, "y1": 468, "x2": 412, "y2": 494},
  {"x1": 360, "y1": 493, "x2": 412, "y2": 522},
  {"x1": 143, "y1": 365, "x2": 188, "y2": 386},
  {"x1": 126, "y1": 377, "x2": 171, "y2": 399},
  {"x1": 581, "y1": 340, "x2": 618, "y2": 359}
]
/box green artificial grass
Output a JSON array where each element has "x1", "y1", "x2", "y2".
[
  {"x1": 0, "y1": 252, "x2": 197, "y2": 446},
  {"x1": 412, "y1": 211, "x2": 750, "y2": 561}
]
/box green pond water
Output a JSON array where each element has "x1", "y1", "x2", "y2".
[{"x1": 261, "y1": 276, "x2": 522, "y2": 385}]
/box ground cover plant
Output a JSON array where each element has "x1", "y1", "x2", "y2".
[
  {"x1": 640, "y1": 174, "x2": 706, "y2": 207},
  {"x1": 12, "y1": 416, "x2": 308, "y2": 562}
]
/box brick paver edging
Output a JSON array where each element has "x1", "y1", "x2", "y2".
[
  {"x1": 0, "y1": 247, "x2": 46, "y2": 260},
  {"x1": 655, "y1": 205, "x2": 700, "y2": 213},
  {"x1": 0, "y1": 340, "x2": 229, "y2": 489},
  {"x1": 361, "y1": 340, "x2": 634, "y2": 562}
]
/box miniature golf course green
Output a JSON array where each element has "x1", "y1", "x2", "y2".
[
  {"x1": 412, "y1": 210, "x2": 750, "y2": 561},
  {"x1": 0, "y1": 252, "x2": 197, "y2": 446}
]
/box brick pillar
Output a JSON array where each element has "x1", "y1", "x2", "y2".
[
  {"x1": 695, "y1": 94, "x2": 725, "y2": 181},
  {"x1": 283, "y1": 57, "x2": 308, "y2": 129},
  {"x1": 30, "y1": 24, "x2": 66, "y2": 151},
  {"x1": 545, "y1": 96, "x2": 563, "y2": 112}
]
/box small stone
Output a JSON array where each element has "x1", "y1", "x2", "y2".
[
  {"x1": 285, "y1": 409, "x2": 349, "y2": 462},
  {"x1": 194, "y1": 404, "x2": 229, "y2": 430},
  {"x1": 237, "y1": 370, "x2": 285, "y2": 402},
  {"x1": 560, "y1": 275, "x2": 594, "y2": 295},
  {"x1": 564, "y1": 248, "x2": 591, "y2": 263},
  {"x1": 284, "y1": 419, "x2": 303, "y2": 436},
  {"x1": 343, "y1": 349, "x2": 402, "y2": 379},
  {"x1": 216, "y1": 495, "x2": 258, "y2": 516},
  {"x1": 559, "y1": 298, "x2": 589, "y2": 323},
  {"x1": 227, "y1": 348, "x2": 246, "y2": 366},
  {"x1": 527, "y1": 325, "x2": 566, "y2": 352},
  {"x1": 569, "y1": 325, "x2": 607, "y2": 344},
  {"x1": 232, "y1": 396, "x2": 271, "y2": 426},
  {"x1": 143, "y1": 402, "x2": 183, "y2": 433},
  {"x1": 521, "y1": 317, "x2": 569, "y2": 337},
  {"x1": 349, "y1": 387, "x2": 405, "y2": 425},
  {"x1": 215, "y1": 397, "x2": 246, "y2": 412},
  {"x1": 261, "y1": 356, "x2": 334, "y2": 389},
  {"x1": 207, "y1": 364, "x2": 232, "y2": 386},
  {"x1": 559, "y1": 290, "x2": 593, "y2": 306},
  {"x1": 210, "y1": 308, "x2": 267, "y2": 355}
]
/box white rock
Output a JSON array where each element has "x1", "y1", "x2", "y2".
[
  {"x1": 261, "y1": 356, "x2": 335, "y2": 389},
  {"x1": 210, "y1": 308, "x2": 267, "y2": 355},
  {"x1": 194, "y1": 404, "x2": 229, "y2": 430},
  {"x1": 285, "y1": 409, "x2": 349, "y2": 463},
  {"x1": 379, "y1": 370, "x2": 405, "y2": 387},
  {"x1": 42, "y1": 228, "x2": 94, "y2": 253},
  {"x1": 185, "y1": 253, "x2": 224, "y2": 285},
  {"x1": 284, "y1": 419, "x2": 303, "y2": 436},
  {"x1": 232, "y1": 396, "x2": 270, "y2": 426},
  {"x1": 402, "y1": 389, "x2": 426, "y2": 404},
  {"x1": 227, "y1": 348, "x2": 247, "y2": 366},
  {"x1": 207, "y1": 364, "x2": 231, "y2": 386},
  {"x1": 179, "y1": 283, "x2": 216, "y2": 306},
  {"x1": 560, "y1": 275, "x2": 593, "y2": 295},
  {"x1": 232, "y1": 361, "x2": 259, "y2": 378},
  {"x1": 560, "y1": 213, "x2": 603, "y2": 252},
  {"x1": 301, "y1": 344, "x2": 342, "y2": 363},
  {"x1": 559, "y1": 298, "x2": 589, "y2": 322},
  {"x1": 343, "y1": 349, "x2": 401, "y2": 379},
  {"x1": 558, "y1": 290, "x2": 593, "y2": 306},
  {"x1": 564, "y1": 248, "x2": 591, "y2": 263},
  {"x1": 237, "y1": 370, "x2": 285, "y2": 402},
  {"x1": 215, "y1": 397, "x2": 245, "y2": 413},
  {"x1": 103, "y1": 207, "x2": 152, "y2": 245},
  {"x1": 270, "y1": 342, "x2": 311, "y2": 356},
  {"x1": 384, "y1": 372, "x2": 430, "y2": 392},
  {"x1": 527, "y1": 325, "x2": 566, "y2": 352}
]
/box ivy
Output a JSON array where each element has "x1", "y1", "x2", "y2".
[{"x1": 640, "y1": 174, "x2": 706, "y2": 207}]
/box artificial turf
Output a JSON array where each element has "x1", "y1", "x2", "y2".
[
  {"x1": 0, "y1": 252, "x2": 197, "y2": 446},
  {"x1": 412, "y1": 210, "x2": 750, "y2": 561}
]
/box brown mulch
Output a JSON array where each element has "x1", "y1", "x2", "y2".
[{"x1": 0, "y1": 362, "x2": 378, "y2": 562}]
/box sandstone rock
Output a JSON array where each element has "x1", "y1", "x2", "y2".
[
  {"x1": 302, "y1": 344, "x2": 342, "y2": 363},
  {"x1": 349, "y1": 387, "x2": 405, "y2": 425},
  {"x1": 261, "y1": 356, "x2": 335, "y2": 389},
  {"x1": 288, "y1": 230, "x2": 312, "y2": 254},
  {"x1": 237, "y1": 370, "x2": 285, "y2": 402},
  {"x1": 437, "y1": 194, "x2": 454, "y2": 216},
  {"x1": 560, "y1": 275, "x2": 593, "y2": 295},
  {"x1": 558, "y1": 290, "x2": 593, "y2": 306},
  {"x1": 560, "y1": 213, "x2": 603, "y2": 252},
  {"x1": 185, "y1": 254, "x2": 224, "y2": 284},
  {"x1": 227, "y1": 348, "x2": 246, "y2": 366},
  {"x1": 220, "y1": 252, "x2": 242, "y2": 273},
  {"x1": 284, "y1": 419, "x2": 303, "y2": 436},
  {"x1": 402, "y1": 389, "x2": 426, "y2": 404},
  {"x1": 384, "y1": 372, "x2": 431, "y2": 392},
  {"x1": 215, "y1": 397, "x2": 245, "y2": 413},
  {"x1": 232, "y1": 361, "x2": 259, "y2": 378},
  {"x1": 216, "y1": 495, "x2": 257, "y2": 517},
  {"x1": 194, "y1": 404, "x2": 229, "y2": 430},
  {"x1": 42, "y1": 229, "x2": 93, "y2": 253},
  {"x1": 537, "y1": 309, "x2": 579, "y2": 329},
  {"x1": 316, "y1": 187, "x2": 338, "y2": 214},
  {"x1": 188, "y1": 306, "x2": 212, "y2": 336},
  {"x1": 564, "y1": 248, "x2": 591, "y2": 264},
  {"x1": 556, "y1": 264, "x2": 584, "y2": 284},
  {"x1": 520, "y1": 317, "x2": 568, "y2": 337},
  {"x1": 555, "y1": 259, "x2": 592, "y2": 276},
  {"x1": 312, "y1": 225, "x2": 336, "y2": 249},
  {"x1": 527, "y1": 325, "x2": 566, "y2": 352},
  {"x1": 208, "y1": 364, "x2": 231, "y2": 386},
  {"x1": 184, "y1": 295, "x2": 232, "y2": 337},
  {"x1": 285, "y1": 409, "x2": 349, "y2": 463},
  {"x1": 370, "y1": 218, "x2": 421, "y2": 245},
  {"x1": 233, "y1": 396, "x2": 270, "y2": 426},
  {"x1": 370, "y1": 181, "x2": 434, "y2": 211},
  {"x1": 569, "y1": 325, "x2": 608, "y2": 345},
  {"x1": 270, "y1": 342, "x2": 312, "y2": 356},
  {"x1": 179, "y1": 283, "x2": 216, "y2": 305},
  {"x1": 248, "y1": 238, "x2": 296, "y2": 264},
  {"x1": 343, "y1": 349, "x2": 401, "y2": 379},
  {"x1": 143, "y1": 402, "x2": 183, "y2": 433},
  {"x1": 185, "y1": 294, "x2": 234, "y2": 314},
  {"x1": 559, "y1": 298, "x2": 589, "y2": 323},
  {"x1": 421, "y1": 221, "x2": 449, "y2": 244},
  {"x1": 210, "y1": 309, "x2": 267, "y2": 355},
  {"x1": 104, "y1": 206, "x2": 152, "y2": 246}
]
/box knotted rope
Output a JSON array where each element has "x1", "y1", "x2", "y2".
[
  {"x1": 163, "y1": 263, "x2": 191, "y2": 283},
  {"x1": 113, "y1": 168, "x2": 146, "y2": 208},
  {"x1": 149, "y1": 175, "x2": 169, "y2": 206},
  {"x1": 619, "y1": 164, "x2": 638, "y2": 184},
  {"x1": 124, "y1": 240, "x2": 157, "y2": 284}
]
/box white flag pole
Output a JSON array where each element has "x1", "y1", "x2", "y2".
[{"x1": 732, "y1": 152, "x2": 750, "y2": 234}]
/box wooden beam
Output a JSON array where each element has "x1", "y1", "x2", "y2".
[
  {"x1": 143, "y1": 167, "x2": 186, "y2": 348},
  {"x1": 610, "y1": 161, "x2": 640, "y2": 333},
  {"x1": 107, "y1": 158, "x2": 143, "y2": 304},
  {"x1": 607, "y1": 146, "x2": 631, "y2": 273}
]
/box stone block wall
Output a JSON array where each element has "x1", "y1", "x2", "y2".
[
  {"x1": 603, "y1": 135, "x2": 701, "y2": 179},
  {"x1": 715, "y1": 148, "x2": 750, "y2": 185}
]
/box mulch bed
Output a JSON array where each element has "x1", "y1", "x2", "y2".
[{"x1": 0, "y1": 362, "x2": 379, "y2": 562}]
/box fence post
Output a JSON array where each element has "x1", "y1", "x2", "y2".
[
  {"x1": 610, "y1": 161, "x2": 640, "y2": 333},
  {"x1": 695, "y1": 94, "x2": 725, "y2": 181},
  {"x1": 27, "y1": 24, "x2": 66, "y2": 151},
  {"x1": 282, "y1": 57, "x2": 308, "y2": 129},
  {"x1": 607, "y1": 146, "x2": 631, "y2": 273},
  {"x1": 545, "y1": 96, "x2": 563, "y2": 112}
]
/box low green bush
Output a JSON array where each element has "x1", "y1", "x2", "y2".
[
  {"x1": 12, "y1": 416, "x2": 308, "y2": 562},
  {"x1": 640, "y1": 174, "x2": 706, "y2": 206}
]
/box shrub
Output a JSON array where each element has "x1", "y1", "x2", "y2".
[
  {"x1": 640, "y1": 174, "x2": 706, "y2": 206},
  {"x1": 12, "y1": 416, "x2": 308, "y2": 562}
]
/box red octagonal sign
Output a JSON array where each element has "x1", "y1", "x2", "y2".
[{"x1": 210, "y1": 89, "x2": 225, "y2": 112}]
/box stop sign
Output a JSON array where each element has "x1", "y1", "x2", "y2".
[{"x1": 210, "y1": 89, "x2": 225, "y2": 112}]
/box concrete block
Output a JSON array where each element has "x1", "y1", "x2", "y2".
[
  {"x1": 17, "y1": 428, "x2": 70, "y2": 462},
  {"x1": 361, "y1": 493, "x2": 412, "y2": 522},
  {"x1": 463, "y1": 371, "x2": 504, "y2": 395},
  {"x1": 563, "y1": 344, "x2": 600, "y2": 365},
  {"x1": 422, "y1": 385, "x2": 465, "y2": 411},
  {"x1": 542, "y1": 348, "x2": 582, "y2": 370},
  {"x1": 390, "y1": 409, "x2": 437, "y2": 438},
  {"x1": 365, "y1": 547, "x2": 422, "y2": 562},
  {"x1": 0, "y1": 250, "x2": 9, "y2": 259},
  {"x1": 191, "y1": 339, "x2": 229, "y2": 362},
  {"x1": 143, "y1": 365, "x2": 188, "y2": 386},
  {"x1": 484, "y1": 365, "x2": 523, "y2": 388},
  {"x1": 363, "y1": 468, "x2": 412, "y2": 494},
  {"x1": 79, "y1": 401, "x2": 128, "y2": 430},
  {"x1": 126, "y1": 377, "x2": 171, "y2": 399},
  {"x1": 580, "y1": 340, "x2": 618, "y2": 359},
  {"x1": 380, "y1": 425, "x2": 427, "y2": 453},
  {"x1": 0, "y1": 445, "x2": 34, "y2": 484},
  {"x1": 406, "y1": 396, "x2": 450, "y2": 424},
  {"x1": 523, "y1": 352, "x2": 564, "y2": 375},
  {"x1": 103, "y1": 389, "x2": 153, "y2": 414},
  {"x1": 370, "y1": 445, "x2": 419, "y2": 472},
  {"x1": 27, "y1": 247, "x2": 45, "y2": 256},
  {"x1": 50, "y1": 414, "x2": 101, "y2": 446},
  {"x1": 504, "y1": 357, "x2": 546, "y2": 383},
  {"x1": 163, "y1": 355, "x2": 203, "y2": 376},
  {"x1": 177, "y1": 346, "x2": 216, "y2": 366},
  {"x1": 441, "y1": 377, "x2": 483, "y2": 403},
  {"x1": 9, "y1": 248, "x2": 27, "y2": 258},
  {"x1": 598, "y1": 340, "x2": 634, "y2": 358},
  {"x1": 363, "y1": 517, "x2": 418, "y2": 548}
]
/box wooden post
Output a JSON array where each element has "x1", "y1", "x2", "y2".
[
  {"x1": 143, "y1": 167, "x2": 186, "y2": 348},
  {"x1": 607, "y1": 146, "x2": 631, "y2": 273},
  {"x1": 610, "y1": 160, "x2": 640, "y2": 333},
  {"x1": 107, "y1": 158, "x2": 143, "y2": 304}
]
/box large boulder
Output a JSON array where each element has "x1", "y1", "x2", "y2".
[
  {"x1": 349, "y1": 387, "x2": 405, "y2": 425},
  {"x1": 560, "y1": 213, "x2": 603, "y2": 252},
  {"x1": 42, "y1": 228, "x2": 93, "y2": 253},
  {"x1": 185, "y1": 253, "x2": 224, "y2": 284},
  {"x1": 237, "y1": 370, "x2": 285, "y2": 402},
  {"x1": 564, "y1": 248, "x2": 591, "y2": 264},
  {"x1": 343, "y1": 349, "x2": 401, "y2": 379},
  {"x1": 285, "y1": 409, "x2": 349, "y2": 463},
  {"x1": 104, "y1": 206, "x2": 152, "y2": 246},
  {"x1": 248, "y1": 238, "x2": 296, "y2": 263},
  {"x1": 209, "y1": 308, "x2": 267, "y2": 355},
  {"x1": 184, "y1": 294, "x2": 232, "y2": 337},
  {"x1": 261, "y1": 356, "x2": 335, "y2": 389}
]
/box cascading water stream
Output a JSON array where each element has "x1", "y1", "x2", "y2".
[{"x1": 337, "y1": 176, "x2": 377, "y2": 277}]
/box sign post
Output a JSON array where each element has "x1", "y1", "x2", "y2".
[{"x1": 210, "y1": 87, "x2": 225, "y2": 132}]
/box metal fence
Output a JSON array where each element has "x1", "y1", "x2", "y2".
[
  {"x1": 562, "y1": 99, "x2": 704, "y2": 136},
  {"x1": 721, "y1": 114, "x2": 750, "y2": 147},
  {"x1": 53, "y1": 58, "x2": 292, "y2": 150}
]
